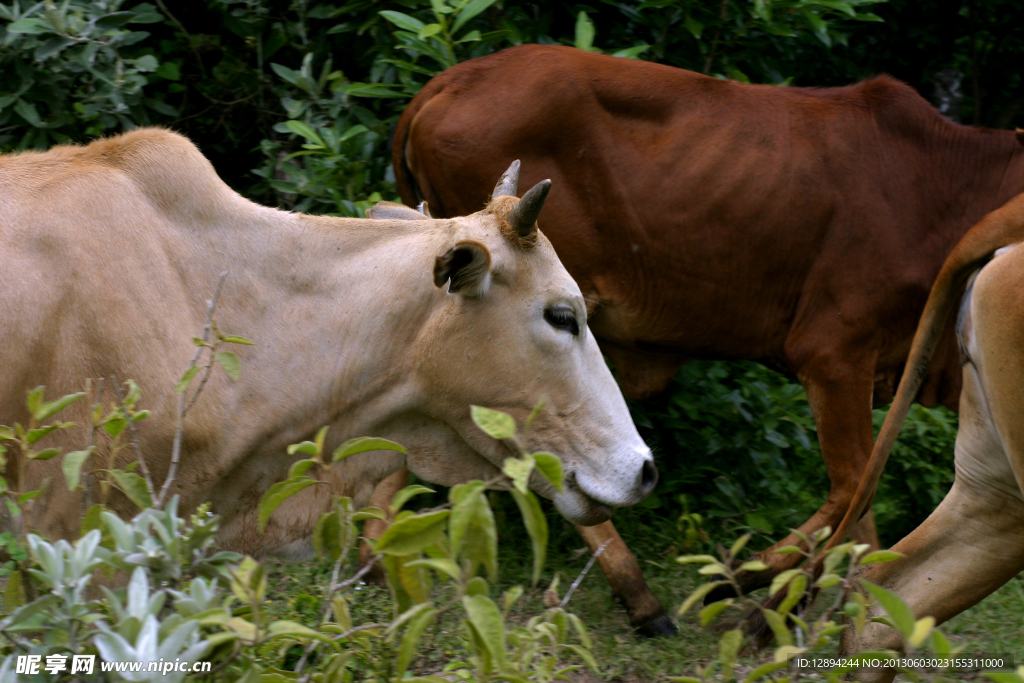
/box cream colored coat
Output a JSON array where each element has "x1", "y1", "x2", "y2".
[{"x1": 0, "y1": 129, "x2": 655, "y2": 556}]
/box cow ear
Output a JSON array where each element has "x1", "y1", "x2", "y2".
[
  {"x1": 434, "y1": 241, "x2": 491, "y2": 296},
  {"x1": 366, "y1": 201, "x2": 427, "y2": 220}
]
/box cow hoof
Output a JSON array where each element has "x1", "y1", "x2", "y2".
[{"x1": 634, "y1": 613, "x2": 679, "y2": 637}]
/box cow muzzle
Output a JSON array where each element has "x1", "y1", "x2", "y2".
[{"x1": 553, "y1": 446, "x2": 658, "y2": 526}]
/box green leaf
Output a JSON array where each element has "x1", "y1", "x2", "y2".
[
  {"x1": 110, "y1": 469, "x2": 153, "y2": 509},
  {"x1": 391, "y1": 484, "x2": 435, "y2": 512},
  {"x1": 511, "y1": 489, "x2": 547, "y2": 587},
  {"x1": 29, "y1": 447, "x2": 61, "y2": 461},
  {"x1": 684, "y1": 15, "x2": 704, "y2": 38},
  {"x1": 677, "y1": 581, "x2": 728, "y2": 616},
  {"x1": 418, "y1": 23, "x2": 442, "y2": 39},
  {"x1": 470, "y1": 405, "x2": 516, "y2": 440},
  {"x1": 35, "y1": 392, "x2": 85, "y2": 421},
  {"x1": 62, "y1": 447, "x2": 94, "y2": 490},
  {"x1": 175, "y1": 366, "x2": 201, "y2": 394},
  {"x1": 451, "y1": 0, "x2": 498, "y2": 34},
  {"x1": 861, "y1": 580, "x2": 916, "y2": 638},
  {"x1": 375, "y1": 509, "x2": 450, "y2": 556},
  {"x1": 730, "y1": 533, "x2": 752, "y2": 557},
  {"x1": 574, "y1": 11, "x2": 596, "y2": 52},
  {"x1": 333, "y1": 436, "x2": 407, "y2": 461},
  {"x1": 449, "y1": 482, "x2": 498, "y2": 580},
  {"x1": 221, "y1": 335, "x2": 254, "y2": 345},
  {"x1": 860, "y1": 550, "x2": 904, "y2": 564},
  {"x1": 397, "y1": 606, "x2": 438, "y2": 678},
  {"x1": 743, "y1": 660, "x2": 788, "y2": 683},
  {"x1": 720, "y1": 629, "x2": 743, "y2": 682},
  {"x1": 4, "y1": 570, "x2": 25, "y2": 610},
  {"x1": 531, "y1": 452, "x2": 563, "y2": 492},
  {"x1": 288, "y1": 458, "x2": 318, "y2": 479},
  {"x1": 17, "y1": 490, "x2": 41, "y2": 504},
  {"x1": 0, "y1": 426, "x2": 14, "y2": 441},
  {"x1": 26, "y1": 387, "x2": 45, "y2": 416},
  {"x1": 26, "y1": 425, "x2": 62, "y2": 444},
  {"x1": 405, "y1": 558, "x2": 461, "y2": 582},
  {"x1": 7, "y1": 18, "x2": 52, "y2": 34},
  {"x1": 353, "y1": 506, "x2": 387, "y2": 521},
  {"x1": 502, "y1": 454, "x2": 534, "y2": 495},
  {"x1": 461, "y1": 594, "x2": 505, "y2": 667},
  {"x1": 287, "y1": 441, "x2": 318, "y2": 456},
  {"x1": 379, "y1": 10, "x2": 425, "y2": 32},
  {"x1": 760, "y1": 608, "x2": 792, "y2": 646},
  {"x1": 769, "y1": 568, "x2": 802, "y2": 596},
  {"x1": 258, "y1": 476, "x2": 317, "y2": 532},
  {"x1": 611, "y1": 44, "x2": 650, "y2": 59},
  {"x1": 215, "y1": 351, "x2": 240, "y2": 380},
  {"x1": 699, "y1": 599, "x2": 733, "y2": 626},
  {"x1": 283, "y1": 119, "x2": 325, "y2": 146}
]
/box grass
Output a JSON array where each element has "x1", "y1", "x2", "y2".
[{"x1": 257, "y1": 503, "x2": 1024, "y2": 682}]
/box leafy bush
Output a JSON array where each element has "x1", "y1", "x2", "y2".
[{"x1": 671, "y1": 527, "x2": 1020, "y2": 683}]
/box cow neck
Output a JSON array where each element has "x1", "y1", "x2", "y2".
[{"x1": 193, "y1": 206, "x2": 441, "y2": 465}]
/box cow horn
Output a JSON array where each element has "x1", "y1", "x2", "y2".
[
  {"x1": 492, "y1": 160, "x2": 520, "y2": 198},
  {"x1": 507, "y1": 179, "x2": 551, "y2": 237}
]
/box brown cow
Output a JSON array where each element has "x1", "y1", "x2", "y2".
[
  {"x1": 0, "y1": 129, "x2": 656, "y2": 555},
  {"x1": 390, "y1": 44, "x2": 1024, "y2": 634}
]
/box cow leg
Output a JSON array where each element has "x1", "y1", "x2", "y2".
[
  {"x1": 839, "y1": 479, "x2": 1024, "y2": 683},
  {"x1": 357, "y1": 468, "x2": 409, "y2": 586},
  {"x1": 724, "y1": 345, "x2": 881, "y2": 596},
  {"x1": 576, "y1": 521, "x2": 677, "y2": 636}
]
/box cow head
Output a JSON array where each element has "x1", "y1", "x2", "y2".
[{"x1": 379, "y1": 162, "x2": 657, "y2": 526}]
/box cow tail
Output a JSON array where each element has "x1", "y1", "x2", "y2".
[
  {"x1": 827, "y1": 192, "x2": 1024, "y2": 552},
  {"x1": 393, "y1": 77, "x2": 447, "y2": 209}
]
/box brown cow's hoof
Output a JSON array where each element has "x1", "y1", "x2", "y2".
[{"x1": 634, "y1": 613, "x2": 679, "y2": 637}]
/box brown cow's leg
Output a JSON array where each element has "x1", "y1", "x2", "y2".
[
  {"x1": 717, "y1": 345, "x2": 881, "y2": 598},
  {"x1": 357, "y1": 468, "x2": 409, "y2": 586},
  {"x1": 840, "y1": 480, "x2": 1024, "y2": 683},
  {"x1": 575, "y1": 521, "x2": 677, "y2": 636}
]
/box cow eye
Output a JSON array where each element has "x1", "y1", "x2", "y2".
[{"x1": 544, "y1": 306, "x2": 580, "y2": 336}]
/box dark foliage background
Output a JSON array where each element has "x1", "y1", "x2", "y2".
[{"x1": 3, "y1": 0, "x2": 1018, "y2": 555}]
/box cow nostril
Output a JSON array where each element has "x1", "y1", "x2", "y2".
[{"x1": 640, "y1": 459, "x2": 658, "y2": 496}]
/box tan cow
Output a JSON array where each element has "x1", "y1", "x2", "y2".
[
  {"x1": 0, "y1": 129, "x2": 657, "y2": 556},
  {"x1": 833, "y1": 191, "x2": 1024, "y2": 682}
]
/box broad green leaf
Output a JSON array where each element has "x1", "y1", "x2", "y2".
[
  {"x1": 470, "y1": 405, "x2": 516, "y2": 440},
  {"x1": 451, "y1": 0, "x2": 498, "y2": 34},
  {"x1": 62, "y1": 447, "x2": 94, "y2": 490},
  {"x1": 405, "y1": 558, "x2": 461, "y2": 582},
  {"x1": 17, "y1": 490, "x2": 41, "y2": 504},
  {"x1": 257, "y1": 476, "x2": 317, "y2": 532},
  {"x1": 14, "y1": 99, "x2": 42, "y2": 127},
  {"x1": 730, "y1": 533, "x2": 752, "y2": 556},
  {"x1": 0, "y1": 426, "x2": 13, "y2": 441},
  {"x1": 769, "y1": 568, "x2": 802, "y2": 596},
  {"x1": 110, "y1": 469, "x2": 153, "y2": 509},
  {"x1": 375, "y1": 509, "x2": 449, "y2": 556},
  {"x1": 35, "y1": 392, "x2": 85, "y2": 421},
  {"x1": 511, "y1": 489, "x2": 547, "y2": 586},
  {"x1": 676, "y1": 554, "x2": 719, "y2": 564},
  {"x1": 391, "y1": 484, "x2": 435, "y2": 512},
  {"x1": 418, "y1": 23, "x2": 442, "y2": 39},
  {"x1": 26, "y1": 386, "x2": 45, "y2": 416},
  {"x1": 215, "y1": 351, "x2": 240, "y2": 380},
  {"x1": 740, "y1": 560, "x2": 770, "y2": 572},
  {"x1": 29, "y1": 447, "x2": 61, "y2": 461},
  {"x1": 175, "y1": 366, "x2": 200, "y2": 394},
  {"x1": 908, "y1": 615, "x2": 935, "y2": 647},
  {"x1": 860, "y1": 550, "x2": 904, "y2": 564},
  {"x1": 861, "y1": 580, "x2": 915, "y2": 638},
  {"x1": 379, "y1": 10, "x2": 425, "y2": 32},
  {"x1": 699, "y1": 598, "x2": 733, "y2": 626},
  {"x1": 333, "y1": 436, "x2": 407, "y2": 461},
  {"x1": 720, "y1": 628, "x2": 743, "y2": 682},
  {"x1": 397, "y1": 606, "x2": 437, "y2": 678},
  {"x1": 502, "y1": 454, "x2": 534, "y2": 495},
  {"x1": 287, "y1": 441, "x2": 318, "y2": 456},
  {"x1": 449, "y1": 482, "x2": 497, "y2": 580},
  {"x1": 4, "y1": 570, "x2": 25, "y2": 610},
  {"x1": 574, "y1": 11, "x2": 595, "y2": 52},
  {"x1": 26, "y1": 425, "x2": 62, "y2": 444},
  {"x1": 743, "y1": 660, "x2": 788, "y2": 683},
  {"x1": 353, "y1": 506, "x2": 387, "y2": 521},
  {"x1": 461, "y1": 594, "x2": 505, "y2": 667},
  {"x1": 612, "y1": 44, "x2": 650, "y2": 59},
  {"x1": 531, "y1": 451, "x2": 563, "y2": 492},
  {"x1": 283, "y1": 119, "x2": 325, "y2": 146},
  {"x1": 677, "y1": 581, "x2": 727, "y2": 616},
  {"x1": 312, "y1": 509, "x2": 341, "y2": 559},
  {"x1": 288, "y1": 458, "x2": 318, "y2": 479}
]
